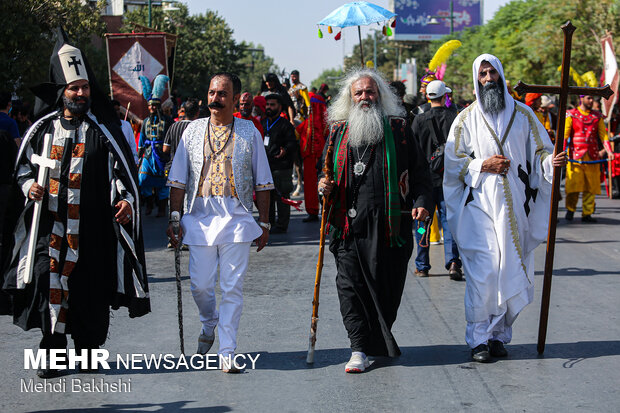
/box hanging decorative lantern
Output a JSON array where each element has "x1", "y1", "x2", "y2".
[
  {"x1": 391, "y1": 19, "x2": 396, "y2": 28},
  {"x1": 334, "y1": 31, "x2": 342, "y2": 41},
  {"x1": 382, "y1": 25, "x2": 387, "y2": 35},
  {"x1": 318, "y1": 27, "x2": 323, "y2": 38},
  {"x1": 328, "y1": 26, "x2": 333, "y2": 34},
  {"x1": 386, "y1": 26, "x2": 392, "y2": 36}
]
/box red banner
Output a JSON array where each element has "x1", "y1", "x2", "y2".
[
  {"x1": 601, "y1": 34, "x2": 619, "y2": 121},
  {"x1": 105, "y1": 33, "x2": 171, "y2": 120}
]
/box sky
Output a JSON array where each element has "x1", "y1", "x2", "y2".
[{"x1": 185, "y1": 0, "x2": 511, "y2": 85}]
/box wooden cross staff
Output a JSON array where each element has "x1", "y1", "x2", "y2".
[{"x1": 514, "y1": 21, "x2": 614, "y2": 355}]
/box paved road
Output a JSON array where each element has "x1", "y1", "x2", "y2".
[{"x1": 1, "y1": 192, "x2": 619, "y2": 412}]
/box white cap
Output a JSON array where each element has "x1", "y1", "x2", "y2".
[{"x1": 426, "y1": 80, "x2": 451, "y2": 99}]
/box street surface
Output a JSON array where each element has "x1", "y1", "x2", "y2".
[{"x1": 1, "y1": 191, "x2": 619, "y2": 412}]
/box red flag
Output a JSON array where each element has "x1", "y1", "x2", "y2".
[
  {"x1": 105, "y1": 33, "x2": 174, "y2": 120},
  {"x1": 601, "y1": 34, "x2": 619, "y2": 121}
]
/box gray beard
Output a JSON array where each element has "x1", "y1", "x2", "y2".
[
  {"x1": 479, "y1": 80, "x2": 505, "y2": 114},
  {"x1": 347, "y1": 101, "x2": 384, "y2": 148}
]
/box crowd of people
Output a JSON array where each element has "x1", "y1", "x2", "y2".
[{"x1": 0, "y1": 28, "x2": 617, "y2": 378}]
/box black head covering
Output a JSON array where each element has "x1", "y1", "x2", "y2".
[{"x1": 31, "y1": 27, "x2": 118, "y2": 126}]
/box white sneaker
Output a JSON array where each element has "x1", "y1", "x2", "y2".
[
  {"x1": 345, "y1": 352, "x2": 370, "y2": 373},
  {"x1": 197, "y1": 327, "x2": 215, "y2": 354}
]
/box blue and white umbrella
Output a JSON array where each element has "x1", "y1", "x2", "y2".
[{"x1": 318, "y1": 1, "x2": 396, "y2": 66}]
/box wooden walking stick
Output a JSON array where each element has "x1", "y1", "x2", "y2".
[
  {"x1": 170, "y1": 211, "x2": 185, "y2": 354},
  {"x1": 514, "y1": 21, "x2": 614, "y2": 354},
  {"x1": 306, "y1": 137, "x2": 335, "y2": 364}
]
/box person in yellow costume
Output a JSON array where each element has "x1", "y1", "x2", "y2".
[{"x1": 564, "y1": 95, "x2": 615, "y2": 222}]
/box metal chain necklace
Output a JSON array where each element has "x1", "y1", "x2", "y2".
[
  {"x1": 207, "y1": 118, "x2": 235, "y2": 158},
  {"x1": 353, "y1": 143, "x2": 371, "y2": 176}
]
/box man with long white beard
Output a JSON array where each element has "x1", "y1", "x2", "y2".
[
  {"x1": 319, "y1": 69, "x2": 432, "y2": 373},
  {"x1": 443, "y1": 54, "x2": 567, "y2": 362}
]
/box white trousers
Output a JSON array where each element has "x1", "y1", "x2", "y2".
[
  {"x1": 466, "y1": 313, "x2": 514, "y2": 348},
  {"x1": 188, "y1": 242, "x2": 251, "y2": 355}
]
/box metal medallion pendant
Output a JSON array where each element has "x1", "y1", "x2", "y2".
[
  {"x1": 347, "y1": 208, "x2": 357, "y2": 218},
  {"x1": 353, "y1": 161, "x2": 366, "y2": 176}
]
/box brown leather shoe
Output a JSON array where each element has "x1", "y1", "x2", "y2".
[
  {"x1": 448, "y1": 262, "x2": 463, "y2": 281},
  {"x1": 415, "y1": 269, "x2": 429, "y2": 277}
]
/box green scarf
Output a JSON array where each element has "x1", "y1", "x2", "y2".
[{"x1": 329, "y1": 117, "x2": 404, "y2": 247}]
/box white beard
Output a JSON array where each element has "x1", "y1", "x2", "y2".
[{"x1": 347, "y1": 101, "x2": 384, "y2": 148}]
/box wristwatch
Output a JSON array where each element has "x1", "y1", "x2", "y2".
[{"x1": 258, "y1": 221, "x2": 271, "y2": 230}]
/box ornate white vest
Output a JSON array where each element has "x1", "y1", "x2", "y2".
[{"x1": 182, "y1": 117, "x2": 256, "y2": 213}]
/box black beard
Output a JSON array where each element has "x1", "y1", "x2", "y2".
[
  {"x1": 265, "y1": 108, "x2": 278, "y2": 118},
  {"x1": 478, "y1": 79, "x2": 506, "y2": 114},
  {"x1": 63, "y1": 95, "x2": 90, "y2": 116}
]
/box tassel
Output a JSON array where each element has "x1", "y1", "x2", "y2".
[
  {"x1": 386, "y1": 26, "x2": 392, "y2": 36},
  {"x1": 428, "y1": 40, "x2": 462, "y2": 72},
  {"x1": 318, "y1": 28, "x2": 323, "y2": 38},
  {"x1": 334, "y1": 31, "x2": 342, "y2": 41},
  {"x1": 391, "y1": 19, "x2": 396, "y2": 28},
  {"x1": 343, "y1": 216, "x2": 350, "y2": 238},
  {"x1": 328, "y1": 26, "x2": 333, "y2": 34}
]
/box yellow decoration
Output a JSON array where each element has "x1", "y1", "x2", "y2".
[
  {"x1": 581, "y1": 71, "x2": 598, "y2": 88},
  {"x1": 299, "y1": 88, "x2": 311, "y2": 107},
  {"x1": 428, "y1": 40, "x2": 462, "y2": 72},
  {"x1": 558, "y1": 66, "x2": 584, "y2": 86},
  {"x1": 318, "y1": 28, "x2": 323, "y2": 38},
  {"x1": 328, "y1": 26, "x2": 333, "y2": 34},
  {"x1": 366, "y1": 60, "x2": 375, "y2": 68}
]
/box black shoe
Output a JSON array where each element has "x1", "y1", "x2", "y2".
[
  {"x1": 471, "y1": 344, "x2": 492, "y2": 363},
  {"x1": 581, "y1": 215, "x2": 597, "y2": 223},
  {"x1": 37, "y1": 367, "x2": 62, "y2": 379},
  {"x1": 448, "y1": 262, "x2": 463, "y2": 281},
  {"x1": 488, "y1": 340, "x2": 508, "y2": 357},
  {"x1": 302, "y1": 214, "x2": 319, "y2": 223},
  {"x1": 270, "y1": 227, "x2": 287, "y2": 234},
  {"x1": 565, "y1": 210, "x2": 574, "y2": 221}
]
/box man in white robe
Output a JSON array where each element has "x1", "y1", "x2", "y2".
[
  {"x1": 443, "y1": 54, "x2": 567, "y2": 362},
  {"x1": 166, "y1": 73, "x2": 273, "y2": 372}
]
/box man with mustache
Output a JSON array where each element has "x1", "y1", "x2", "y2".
[
  {"x1": 319, "y1": 69, "x2": 432, "y2": 373},
  {"x1": 166, "y1": 73, "x2": 273, "y2": 372},
  {"x1": 443, "y1": 54, "x2": 568, "y2": 362},
  {"x1": 1, "y1": 29, "x2": 148, "y2": 378}
]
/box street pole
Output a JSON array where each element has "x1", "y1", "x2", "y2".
[
  {"x1": 373, "y1": 30, "x2": 377, "y2": 68},
  {"x1": 148, "y1": 0, "x2": 152, "y2": 28},
  {"x1": 450, "y1": 0, "x2": 454, "y2": 35}
]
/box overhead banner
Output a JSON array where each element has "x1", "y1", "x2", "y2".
[
  {"x1": 601, "y1": 34, "x2": 618, "y2": 121},
  {"x1": 105, "y1": 33, "x2": 172, "y2": 120},
  {"x1": 390, "y1": 0, "x2": 482, "y2": 41}
]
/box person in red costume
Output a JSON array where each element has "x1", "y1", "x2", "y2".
[
  {"x1": 296, "y1": 92, "x2": 327, "y2": 222},
  {"x1": 564, "y1": 95, "x2": 615, "y2": 222},
  {"x1": 234, "y1": 92, "x2": 264, "y2": 138}
]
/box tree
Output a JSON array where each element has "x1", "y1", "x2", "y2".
[
  {"x1": 311, "y1": 67, "x2": 345, "y2": 98},
  {"x1": 122, "y1": 5, "x2": 246, "y2": 99},
  {"x1": 0, "y1": 0, "x2": 106, "y2": 99},
  {"x1": 237, "y1": 42, "x2": 279, "y2": 95},
  {"x1": 437, "y1": 0, "x2": 620, "y2": 103}
]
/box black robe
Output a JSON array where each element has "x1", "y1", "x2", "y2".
[
  {"x1": 327, "y1": 117, "x2": 432, "y2": 357},
  {"x1": 1, "y1": 110, "x2": 150, "y2": 346}
]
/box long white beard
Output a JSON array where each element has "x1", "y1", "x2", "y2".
[{"x1": 347, "y1": 101, "x2": 384, "y2": 148}]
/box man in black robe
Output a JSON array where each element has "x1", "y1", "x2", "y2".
[
  {"x1": 319, "y1": 69, "x2": 432, "y2": 373},
  {"x1": 1, "y1": 28, "x2": 149, "y2": 378}
]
